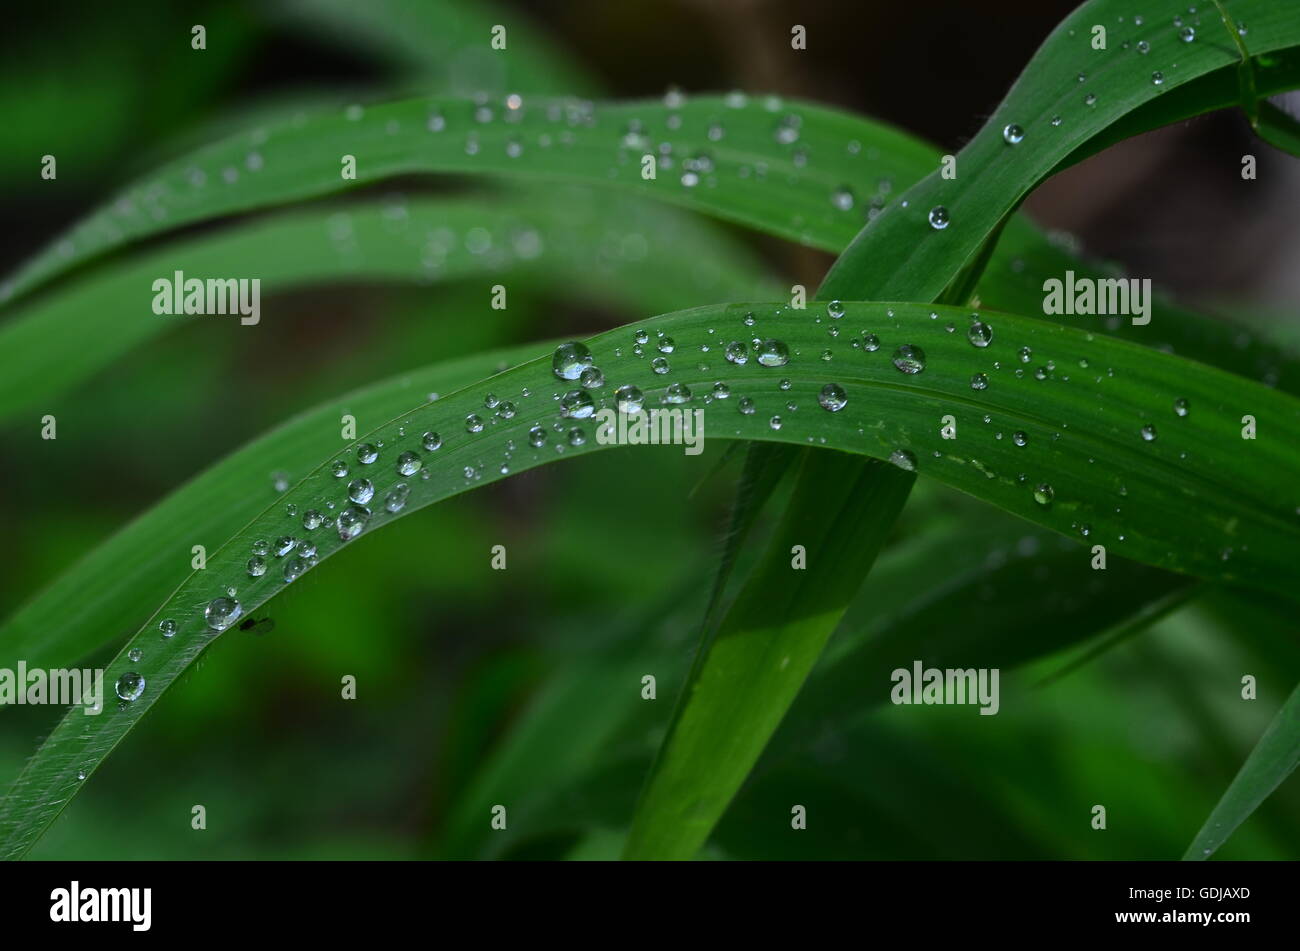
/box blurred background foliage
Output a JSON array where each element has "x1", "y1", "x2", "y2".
[{"x1": 1, "y1": 0, "x2": 1297, "y2": 859}]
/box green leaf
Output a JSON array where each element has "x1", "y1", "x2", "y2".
[
  {"x1": 0, "y1": 94, "x2": 932, "y2": 304},
  {"x1": 822, "y1": 0, "x2": 1300, "y2": 300},
  {"x1": 0, "y1": 189, "x2": 772, "y2": 421},
  {"x1": 6, "y1": 293, "x2": 1296, "y2": 856},
  {"x1": 622, "y1": 451, "x2": 914, "y2": 860},
  {"x1": 1183, "y1": 679, "x2": 1300, "y2": 859}
]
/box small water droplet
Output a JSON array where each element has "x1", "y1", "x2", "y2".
[
  {"x1": 337, "y1": 504, "x2": 371, "y2": 541},
  {"x1": 928, "y1": 206, "x2": 950, "y2": 230},
  {"x1": 827, "y1": 300, "x2": 846, "y2": 319},
  {"x1": 1179, "y1": 25, "x2": 1195, "y2": 42},
  {"x1": 755, "y1": 339, "x2": 790, "y2": 367},
  {"x1": 1140, "y1": 424, "x2": 1158, "y2": 442},
  {"x1": 968, "y1": 320, "x2": 993, "y2": 348},
  {"x1": 1173, "y1": 398, "x2": 1189, "y2": 417},
  {"x1": 159, "y1": 619, "x2": 176, "y2": 638},
  {"x1": 128, "y1": 648, "x2": 143, "y2": 663},
  {"x1": 1033, "y1": 484, "x2": 1054, "y2": 506},
  {"x1": 1002, "y1": 124, "x2": 1024, "y2": 144},
  {"x1": 1151, "y1": 71, "x2": 1164, "y2": 85},
  {"x1": 466, "y1": 414, "x2": 485, "y2": 433},
  {"x1": 348, "y1": 479, "x2": 375, "y2": 504},
  {"x1": 247, "y1": 556, "x2": 266, "y2": 577},
  {"x1": 303, "y1": 509, "x2": 324, "y2": 531},
  {"x1": 331, "y1": 460, "x2": 349, "y2": 479},
  {"x1": 970, "y1": 373, "x2": 989, "y2": 391},
  {"x1": 1012, "y1": 431, "x2": 1028, "y2": 447}
]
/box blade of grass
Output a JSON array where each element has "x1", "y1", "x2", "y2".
[
  {"x1": 622, "y1": 451, "x2": 914, "y2": 859},
  {"x1": 3, "y1": 297, "x2": 1300, "y2": 855},
  {"x1": 1183, "y1": 680, "x2": 1300, "y2": 859},
  {"x1": 0, "y1": 188, "x2": 773, "y2": 421}
]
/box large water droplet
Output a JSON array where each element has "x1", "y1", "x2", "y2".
[
  {"x1": 396, "y1": 451, "x2": 422, "y2": 476},
  {"x1": 724, "y1": 341, "x2": 749, "y2": 365},
  {"x1": 827, "y1": 300, "x2": 846, "y2": 319},
  {"x1": 159, "y1": 619, "x2": 176, "y2": 639},
  {"x1": 889, "y1": 449, "x2": 917, "y2": 471},
  {"x1": 664, "y1": 383, "x2": 692, "y2": 404},
  {"x1": 967, "y1": 320, "x2": 993, "y2": 348},
  {"x1": 755, "y1": 339, "x2": 790, "y2": 367},
  {"x1": 247, "y1": 555, "x2": 266, "y2": 577},
  {"x1": 1033, "y1": 483, "x2": 1055, "y2": 506},
  {"x1": 552, "y1": 341, "x2": 594, "y2": 381},
  {"x1": 422, "y1": 431, "x2": 443, "y2": 451},
  {"x1": 115, "y1": 672, "x2": 146, "y2": 702},
  {"x1": 1179, "y1": 25, "x2": 1195, "y2": 42},
  {"x1": 205, "y1": 597, "x2": 243, "y2": 631},
  {"x1": 892, "y1": 344, "x2": 926, "y2": 374},
  {"x1": 337, "y1": 504, "x2": 371, "y2": 541},
  {"x1": 348, "y1": 479, "x2": 375, "y2": 504},
  {"x1": 560, "y1": 390, "x2": 596, "y2": 419},
  {"x1": 1002, "y1": 124, "x2": 1024, "y2": 144},
  {"x1": 356, "y1": 443, "x2": 378, "y2": 465},
  {"x1": 615, "y1": 384, "x2": 644, "y2": 412},
  {"x1": 818, "y1": 383, "x2": 848, "y2": 412}
]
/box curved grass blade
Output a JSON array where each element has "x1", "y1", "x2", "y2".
[
  {"x1": 822, "y1": 0, "x2": 1300, "y2": 301},
  {"x1": 0, "y1": 189, "x2": 772, "y2": 421},
  {"x1": 620, "y1": 452, "x2": 913, "y2": 859},
  {"x1": 3, "y1": 298, "x2": 1300, "y2": 856},
  {"x1": 0, "y1": 94, "x2": 932, "y2": 304},
  {"x1": 1183, "y1": 679, "x2": 1300, "y2": 859}
]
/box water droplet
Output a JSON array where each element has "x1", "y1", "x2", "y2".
[
  {"x1": 928, "y1": 206, "x2": 950, "y2": 230},
  {"x1": 128, "y1": 648, "x2": 143, "y2": 663},
  {"x1": 1179, "y1": 25, "x2": 1195, "y2": 42},
  {"x1": 567, "y1": 427, "x2": 586, "y2": 446},
  {"x1": 769, "y1": 416, "x2": 783, "y2": 430},
  {"x1": 615, "y1": 385, "x2": 644, "y2": 412},
  {"x1": 115, "y1": 672, "x2": 146, "y2": 702},
  {"x1": 378, "y1": 480, "x2": 408, "y2": 513},
  {"x1": 755, "y1": 339, "x2": 790, "y2": 367},
  {"x1": 1140, "y1": 424, "x2": 1158, "y2": 442},
  {"x1": 421, "y1": 432, "x2": 442, "y2": 451},
  {"x1": 892, "y1": 344, "x2": 926, "y2": 374},
  {"x1": 204, "y1": 597, "x2": 243, "y2": 632},
  {"x1": 355, "y1": 444, "x2": 378, "y2": 465},
  {"x1": 712, "y1": 382, "x2": 730, "y2": 399},
  {"x1": 651, "y1": 356, "x2": 671, "y2": 374},
  {"x1": 1002, "y1": 124, "x2": 1025, "y2": 144},
  {"x1": 284, "y1": 556, "x2": 309, "y2": 583},
  {"x1": 724, "y1": 341, "x2": 749, "y2": 365},
  {"x1": 1012, "y1": 431, "x2": 1028, "y2": 447},
  {"x1": 862, "y1": 333, "x2": 880, "y2": 352},
  {"x1": 274, "y1": 536, "x2": 296, "y2": 557},
  {"x1": 1033, "y1": 484, "x2": 1055, "y2": 506},
  {"x1": 77, "y1": 769, "x2": 87, "y2": 781},
  {"x1": 331, "y1": 460, "x2": 349, "y2": 478},
  {"x1": 560, "y1": 390, "x2": 596, "y2": 419},
  {"x1": 337, "y1": 504, "x2": 371, "y2": 541},
  {"x1": 1137, "y1": 39, "x2": 1150, "y2": 53},
  {"x1": 968, "y1": 320, "x2": 993, "y2": 348},
  {"x1": 831, "y1": 186, "x2": 855, "y2": 211},
  {"x1": 552, "y1": 341, "x2": 594, "y2": 381},
  {"x1": 303, "y1": 510, "x2": 324, "y2": 531},
  {"x1": 466, "y1": 414, "x2": 485, "y2": 433},
  {"x1": 1173, "y1": 398, "x2": 1189, "y2": 417},
  {"x1": 664, "y1": 383, "x2": 692, "y2": 404},
  {"x1": 396, "y1": 451, "x2": 422, "y2": 476},
  {"x1": 159, "y1": 619, "x2": 176, "y2": 638},
  {"x1": 528, "y1": 425, "x2": 548, "y2": 448},
  {"x1": 580, "y1": 366, "x2": 605, "y2": 388},
  {"x1": 773, "y1": 114, "x2": 801, "y2": 144},
  {"x1": 247, "y1": 556, "x2": 266, "y2": 577},
  {"x1": 1084, "y1": 93, "x2": 1097, "y2": 106},
  {"x1": 1151, "y1": 71, "x2": 1164, "y2": 85},
  {"x1": 889, "y1": 449, "x2": 917, "y2": 471},
  {"x1": 348, "y1": 479, "x2": 375, "y2": 504},
  {"x1": 1050, "y1": 115, "x2": 1062, "y2": 127},
  {"x1": 817, "y1": 384, "x2": 848, "y2": 412},
  {"x1": 970, "y1": 372, "x2": 989, "y2": 391},
  {"x1": 827, "y1": 300, "x2": 846, "y2": 319}
]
